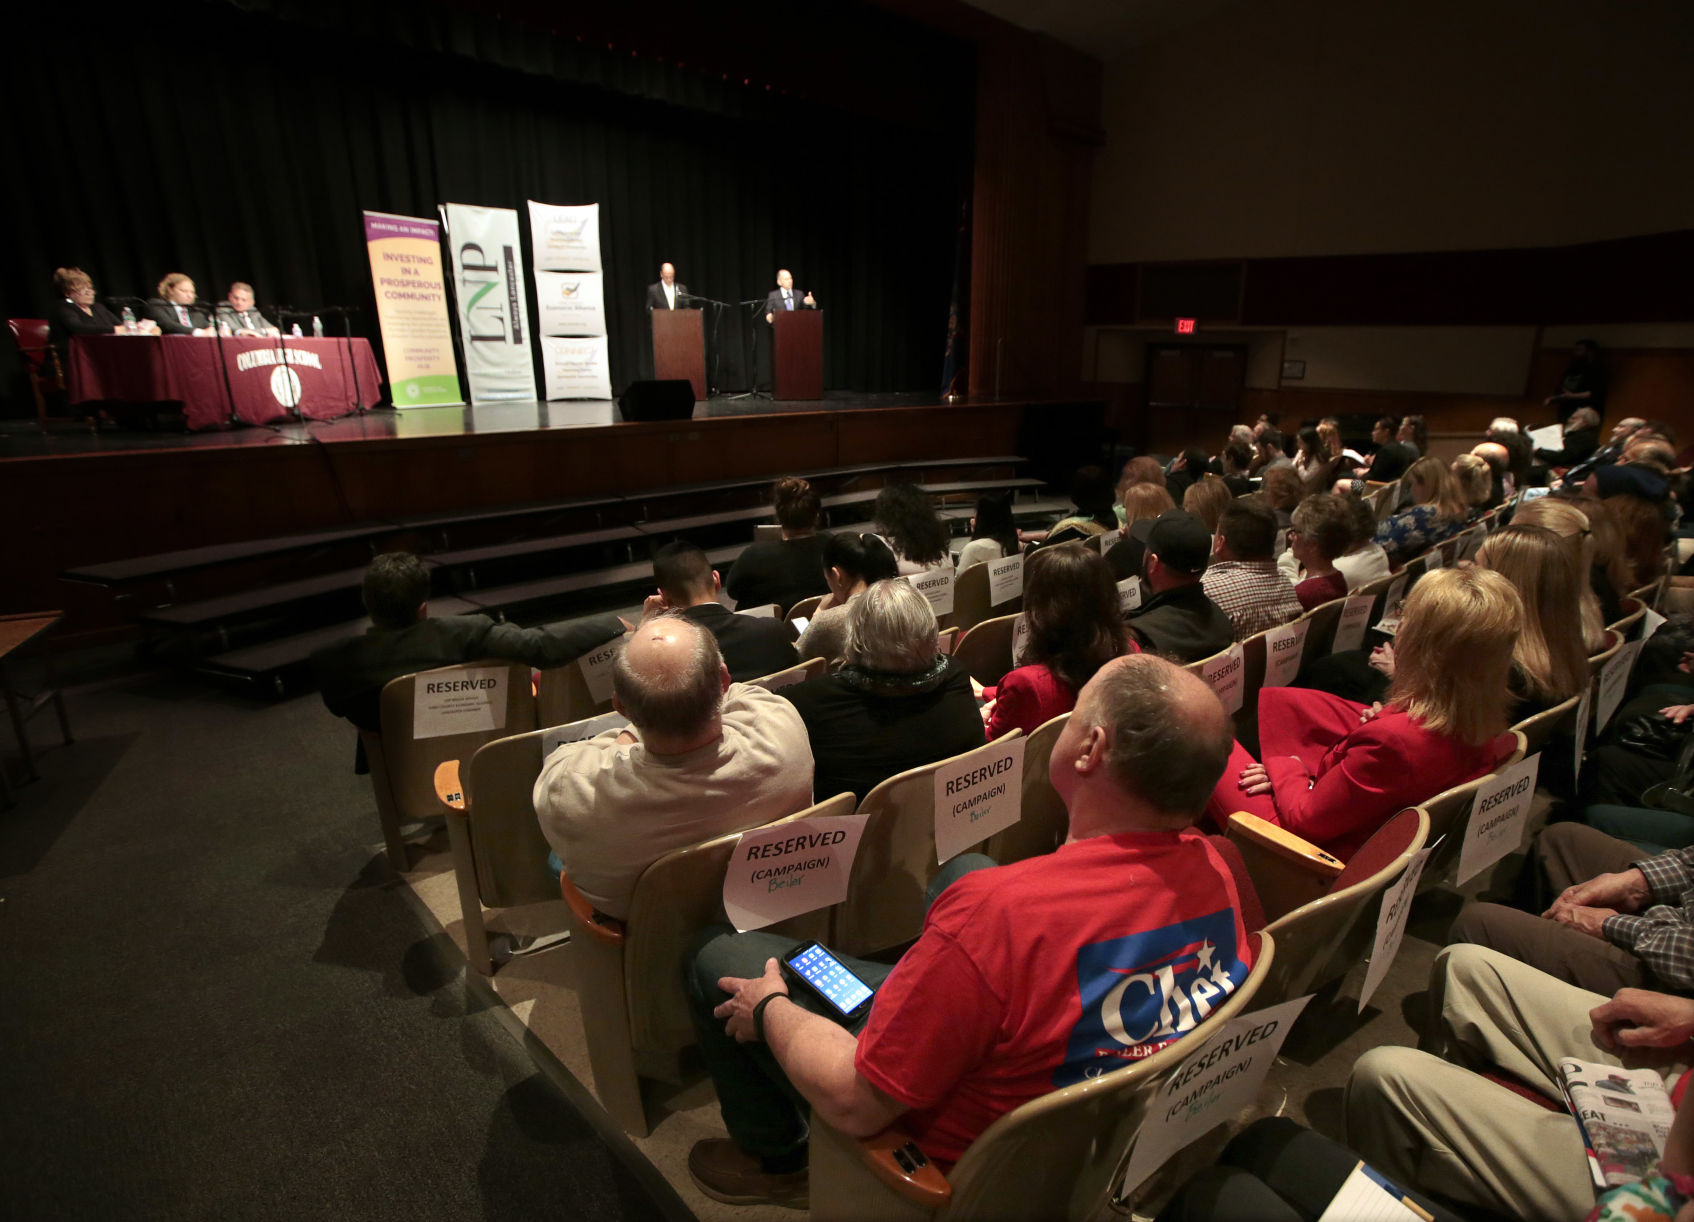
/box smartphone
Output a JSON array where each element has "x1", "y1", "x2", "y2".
[{"x1": 781, "y1": 941, "x2": 877, "y2": 1024}]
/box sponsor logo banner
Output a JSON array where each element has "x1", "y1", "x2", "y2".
[
  {"x1": 362, "y1": 210, "x2": 462, "y2": 407},
  {"x1": 441, "y1": 202, "x2": 538, "y2": 403}
]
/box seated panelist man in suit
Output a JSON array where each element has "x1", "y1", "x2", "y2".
[
  {"x1": 645, "y1": 262, "x2": 689, "y2": 312},
  {"x1": 148, "y1": 272, "x2": 214, "y2": 336},
  {"x1": 219, "y1": 282, "x2": 280, "y2": 337},
  {"x1": 763, "y1": 268, "x2": 816, "y2": 324}
]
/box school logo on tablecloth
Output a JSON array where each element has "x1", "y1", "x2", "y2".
[{"x1": 270, "y1": 366, "x2": 302, "y2": 407}]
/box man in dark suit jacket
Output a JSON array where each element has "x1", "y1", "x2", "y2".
[
  {"x1": 312, "y1": 552, "x2": 624, "y2": 736},
  {"x1": 645, "y1": 263, "x2": 690, "y2": 312},
  {"x1": 763, "y1": 269, "x2": 817, "y2": 323},
  {"x1": 649, "y1": 541, "x2": 797, "y2": 681},
  {"x1": 1125, "y1": 511, "x2": 1234, "y2": 664},
  {"x1": 149, "y1": 273, "x2": 211, "y2": 335}
]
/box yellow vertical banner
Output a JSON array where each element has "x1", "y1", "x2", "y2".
[{"x1": 363, "y1": 210, "x2": 462, "y2": 407}]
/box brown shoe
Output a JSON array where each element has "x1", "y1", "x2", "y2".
[{"x1": 687, "y1": 1138, "x2": 809, "y2": 1209}]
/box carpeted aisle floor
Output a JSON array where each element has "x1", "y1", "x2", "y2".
[{"x1": 0, "y1": 666, "x2": 685, "y2": 1221}]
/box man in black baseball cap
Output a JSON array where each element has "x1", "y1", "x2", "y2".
[{"x1": 1126, "y1": 510, "x2": 1235, "y2": 662}]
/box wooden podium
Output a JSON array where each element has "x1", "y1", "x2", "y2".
[
  {"x1": 772, "y1": 310, "x2": 823, "y2": 400},
  {"x1": 651, "y1": 309, "x2": 706, "y2": 401}
]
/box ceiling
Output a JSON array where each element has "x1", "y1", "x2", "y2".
[{"x1": 958, "y1": 0, "x2": 1249, "y2": 60}]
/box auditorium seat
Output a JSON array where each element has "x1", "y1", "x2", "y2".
[
  {"x1": 785, "y1": 593, "x2": 827, "y2": 625},
  {"x1": 950, "y1": 560, "x2": 1021, "y2": 635},
  {"x1": 1295, "y1": 595, "x2": 1349, "y2": 659},
  {"x1": 1368, "y1": 481, "x2": 1401, "y2": 523},
  {"x1": 984, "y1": 712, "x2": 1069, "y2": 865},
  {"x1": 7, "y1": 318, "x2": 65, "y2": 422},
  {"x1": 1414, "y1": 731, "x2": 1529, "y2": 893},
  {"x1": 748, "y1": 656, "x2": 826, "y2": 692},
  {"x1": 832, "y1": 731, "x2": 1024, "y2": 958},
  {"x1": 536, "y1": 655, "x2": 617, "y2": 728},
  {"x1": 1510, "y1": 693, "x2": 1582, "y2": 756},
  {"x1": 804, "y1": 931, "x2": 1274, "y2": 1222},
  {"x1": 950, "y1": 614, "x2": 1020, "y2": 687},
  {"x1": 559, "y1": 792, "x2": 855, "y2": 1137},
  {"x1": 1607, "y1": 598, "x2": 1646, "y2": 638},
  {"x1": 1219, "y1": 808, "x2": 1428, "y2": 1006},
  {"x1": 365, "y1": 660, "x2": 537, "y2": 872}
]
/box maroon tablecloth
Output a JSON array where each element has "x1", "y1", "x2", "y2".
[{"x1": 68, "y1": 335, "x2": 384, "y2": 429}]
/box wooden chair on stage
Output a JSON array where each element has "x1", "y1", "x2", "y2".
[{"x1": 7, "y1": 319, "x2": 66, "y2": 423}]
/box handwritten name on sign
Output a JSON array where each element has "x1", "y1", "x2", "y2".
[
  {"x1": 1358, "y1": 847, "x2": 1432, "y2": 1012},
  {"x1": 933, "y1": 737, "x2": 1027, "y2": 863},
  {"x1": 1378, "y1": 574, "x2": 1408, "y2": 629},
  {"x1": 578, "y1": 638, "x2": 622, "y2": 704},
  {"x1": 909, "y1": 567, "x2": 956, "y2": 616},
  {"x1": 1118, "y1": 994, "x2": 1313, "y2": 1198},
  {"x1": 1118, "y1": 576, "x2": 1143, "y2": 614},
  {"x1": 723, "y1": 814, "x2": 869, "y2": 932},
  {"x1": 1263, "y1": 618, "x2": 1310, "y2": 688},
  {"x1": 1457, "y1": 753, "x2": 1542, "y2": 884},
  {"x1": 989, "y1": 554, "x2": 1025, "y2": 606},
  {"x1": 542, "y1": 710, "x2": 630, "y2": 757},
  {"x1": 1201, "y1": 643, "x2": 1246, "y2": 715},
  {"x1": 1332, "y1": 594, "x2": 1376, "y2": 654},
  {"x1": 413, "y1": 666, "x2": 510, "y2": 739}
]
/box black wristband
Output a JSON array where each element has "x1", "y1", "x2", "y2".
[{"x1": 752, "y1": 991, "x2": 789, "y2": 1043}]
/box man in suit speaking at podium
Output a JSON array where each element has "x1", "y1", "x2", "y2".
[
  {"x1": 763, "y1": 269, "x2": 816, "y2": 323},
  {"x1": 646, "y1": 262, "x2": 689, "y2": 312}
]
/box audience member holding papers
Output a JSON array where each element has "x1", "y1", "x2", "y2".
[
  {"x1": 648, "y1": 541, "x2": 797, "y2": 682},
  {"x1": 780, "y1": 578, "x2": 982, "y2": 802},
  {"x1": 981, "y1": 543, "x2": 1130, "y2": 739},
  {"x1": 533, "y1": 612, "x2": 813, "y2": 922},
  {"x1": 684, "y1": 653, "x2": 1250, "y2": 1207},
  {"x1": 1205, "y1": 567, "x2": 1520, "y2": 860},
  {"x1": 793, "y1": 532, "x2": 899, "y2": 667}
]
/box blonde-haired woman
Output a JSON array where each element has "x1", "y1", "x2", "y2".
[
  {"x1": 1450, "y1": 453, "x2": 1496, "y2": 516},
  {"x1": 1475, "y1": 525, "x2": 1591, "y2": 717},
  {"x1": 1373, "y1": 454, "x2": 1470, "y2": 564},
  {"x1": 1207, "y1": 567, "x2": 1521, "y2": 860},
  {"x1": 1182, "y1": 474, "x2": 1232, "y2": 535},
  {"x1": 1105, "y1": 481, "x2": 1175, "y2": 581},
  {"x1": 1512, "y1": 497, "x2": 1609, "y2": 651}
]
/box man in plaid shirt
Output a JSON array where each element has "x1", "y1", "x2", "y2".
[
  {"x1": 1201, "y1": 497, "x2": 1302, "y2": 642},
  {"x1": 1449, "y1": 822, "x2": 1694, "y2": 995}
]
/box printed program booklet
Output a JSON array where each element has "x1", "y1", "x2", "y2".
[{"x1": 1559, "y1": 1058, "x2": 1675, "y2": 1190}]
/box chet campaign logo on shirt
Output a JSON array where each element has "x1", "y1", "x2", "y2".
[{"x1": 1054, "y1": 909, "x2": 1248, "y2": 1088}]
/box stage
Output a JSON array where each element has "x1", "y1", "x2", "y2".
[{"x1": 0, "y1": 390, "x2": 944, "y2": 459}]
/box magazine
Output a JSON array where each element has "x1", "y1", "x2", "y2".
[{"x1": 1559, "y1": 1058, "x2": 1675, "y2": 1190}]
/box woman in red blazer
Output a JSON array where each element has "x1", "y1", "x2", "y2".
[
  {"x1": 983, "y1": 543, "x2": 1132, "y2": 739},
  {"x1": 1206, "y1": 567, "x2": 1522, "y2": 860}
]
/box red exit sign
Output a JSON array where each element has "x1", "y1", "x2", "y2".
[{"x1": 1174, "y1": 318, "x2": 1197, "y2": 335}]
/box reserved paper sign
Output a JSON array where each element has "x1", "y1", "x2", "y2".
[
  {"x1": 1573, "y1": 686, "x2": 1593, "y2": 785},
  {"x1": 1596, "y1": 640, "x2": 1644, "y2": 731},
  {"x1": 735, "y1": 604, "x2": 779, "y2": 619},
  {"x1": 578, "y1": 638, "x2": 621, "y2": 704},
  {"x1": 909, "y1": 567, "x2": 956, "y2": 616},
  {"x1": 1332, "y1": 594, "x2": 1376, "y2": 654},
  {"x1": 1263, "y1": 618, "x2": 1309, "y2": 688},
  {"x1": 1201, "y1": 643, "x2": 1246, "y2": 715},
  {"x1": 542, "y1": 710, "x2": 629, "y2": 756},
  {"x1": 723, "y1": 814, "x2": 868, "y2": 932},
  {"x1": 1358, "y1": 848, "x2": 1432, "y2": 1012},
  {"x1": 1456, "y1": 754, "x2": 1541, "y2": 884},
  {"x1": 1012, "y1": 614, "x2": 1030, "y2": 667},
  {"x1": 1378, "y1": 574, "x2": 1408, "y2": 627},
  {"x1": 1118, "y1": 576, "x2": 1143, "y2": 614},
  {"x1": 989, "y1": 554, "x2": 1024, "y2": 606},
  {"x1": 413, "y1": 665, "x2": 508, "y2": 739},
  {"x1": 933, "y1": 737, "x2": 1026, "y2": 863}
]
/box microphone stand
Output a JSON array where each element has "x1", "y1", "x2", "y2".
[
  {"x1": 267, "y1": 304, "x2": 303, "y2": 423},
  {"x1": 732, "y1": 298, "x2": 772, "y2": 400},
  {"x1": 196, "y1": 298, "x2": 241, "y2": 427},
  {"x1": 324, "y1": 305, "x2": 367, "y2": 416},
  {"x1": 677, "y1": 293, "x2": 728, "y2": 398}
]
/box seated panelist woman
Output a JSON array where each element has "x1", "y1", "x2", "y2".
[
  {"x1": 1205, "y1": 567, "x2": 1522, "y2": 861},
  {"x1": 47, "y1": 266, "x2": 156, "y2": 346},
  {"x1": 148, "y1": 273, "x2": 213, "y2": 336}
]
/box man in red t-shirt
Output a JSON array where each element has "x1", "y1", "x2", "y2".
[{"x1": 685, "y1": 653, "x2": 1252, "y2": 1207}]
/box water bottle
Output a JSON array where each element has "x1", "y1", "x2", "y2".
[
  {"x1": 121, "y1": 306, "x2": 136, "y2": 334},
  {"x1": 311, "y1": 315, "x2": 323, "y2": 338},
  {"x1": 292, "y1": 322, "x2": 303, "y2": 338},
  {"x1": 218, "y1": 317, "x2": 233, "y2": 338}
]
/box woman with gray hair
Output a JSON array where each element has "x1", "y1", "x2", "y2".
[{"x1": 781, "y1": 578, "x2": 984, "y2": 801}]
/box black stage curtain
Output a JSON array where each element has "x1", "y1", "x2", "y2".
[{"x1": 2, "y1": 0, "x2": 972, "y2": 401}]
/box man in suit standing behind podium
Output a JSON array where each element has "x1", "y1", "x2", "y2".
[
  {"x1": 646, "y1": 262, "x2": 689, "y2": 312},
  {"x1": 763, "y1": 268, "x2": 816, "y2": 323}
]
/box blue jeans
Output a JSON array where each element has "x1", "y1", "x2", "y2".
[
  {"x1": 684, "y1": 852, "x2": 997, "y2": 1168},
  {"x1": 1584, "y1": 804, "x2": 1694, "y2": 856}
]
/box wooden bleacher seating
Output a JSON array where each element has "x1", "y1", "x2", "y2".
[
  {"x1": 559, "y1": 792, "x2": 857, "y2": 1137},
  {"x1": 805, "y1": 931, "x2": 1274, "y2": 1222}
]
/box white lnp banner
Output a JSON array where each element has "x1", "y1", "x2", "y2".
[
  {"x1": 542, "y1": 711, "x2": 630, "y2": 757},
  {"x1": 540, "y1": 335, "x2": 614, "y2": 401},
  {"x1": 1117, "y1": 577, "x2": 1143, "y2": 614},
  {"x1": 989, "y1": 554, "x2": 1025, "y2": 606},
  {"x1": 934, "y1": 737, "x2": 1026, "y2": 863},
  {"x1": 1359, "y1": 848, "x2": 1432, "y2": 1012},
  {"x1": 723, "y1": 814, "x2": 868, "y2": 932},
  {"x1": 577, "y1": 637, "x2": 622, "y2": 704},
  {"x1": 535, "y1": 271, "x2": 608, "y2": 337},
  {"x1": 527, "y1": 200, "x2": 603, "y2": 272},
  {"x1": 1457, "y1": 754, "x2": 1541, "y2": 884},
  {"x1": 440, "y1": 203, "x2": 538, "y2": 403},
  {"x1": 909, "y1": 567, "x2": 955, "y2": 616},
  {"x1": 1596, "y1": 640, "x2": 1644, "y2": 731},
  {"x1": 1118, "y1": 995, "x2": 1313, "y2": 1198},
  {"x1": 1332, "y1": 595, "x2": 1376, "y2": 654},
  {"x1": 1263, "y1": 618, "x2": 1309, "y2": 688},
  {"x1": 1201, "y1": 643, "x2": 1246, "y2": 715},
  {"x1": 412, "y1": 666, "x2": 509, "y2": 739}
]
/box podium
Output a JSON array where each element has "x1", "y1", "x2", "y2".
[
  {"x1": 772, "y1": 310, "x2": 823, "y2": 400},
  {"x1": 651, "y1": 309, "x2": 706, "y2": 401}
]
